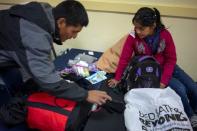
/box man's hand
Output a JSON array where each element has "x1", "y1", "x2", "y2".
[
  {"x1": 86, "y1": 90, "x2": 112, "y2": 105},
  {"x1": 108, "y1": 79, "x2": 119, "y2": 87},
  {"x1": 160, "y1": 83, "x2": 166, "y2": 89}
]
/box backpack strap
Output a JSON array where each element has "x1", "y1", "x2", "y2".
[{"x1": 138, "y1": 56, "x2": 156, "y2": 62}]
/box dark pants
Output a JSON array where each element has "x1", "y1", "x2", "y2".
[
  {"x1": 0, "y1": 68, "x2": 23, "y2": 106},
  {"x1": 169, "y1": 65, "x2": 197, "y2": 118},
  {"x1": 0, "y1": 68, "x2": 29, "y2": 131}
]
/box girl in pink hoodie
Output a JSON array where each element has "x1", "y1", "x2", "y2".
[{"x1": 108, "y1": 7, "x2": 197, "y2": 129}]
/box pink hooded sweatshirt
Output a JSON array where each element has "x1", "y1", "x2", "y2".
[{"x1": 115, "y1": 29, "x2": 177, "y2": 86}]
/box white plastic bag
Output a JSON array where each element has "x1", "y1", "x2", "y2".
[{"x1": 124, "y1": 87, "x2": 192, "y2": 131}]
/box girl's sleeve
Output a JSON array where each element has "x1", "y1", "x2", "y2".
[{"x1": 114, "y1": 34, "x2": 135, "y2": 81}]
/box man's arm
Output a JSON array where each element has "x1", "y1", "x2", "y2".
[
  {"x1": 17, "y1": 18, "x2": 90, "y2": 101},
  {"x1": 16, "y1": 18, "x2": 112, "y2": 104}
]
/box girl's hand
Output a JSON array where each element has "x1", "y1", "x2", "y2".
[
  {"x1": 108, "y1": 79, "x2": 120, "y2": 87},
  {"x1": 160, "y1": 83, "x2": 166, "y2": 89}
]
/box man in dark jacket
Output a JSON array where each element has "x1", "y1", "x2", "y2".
[{"x1": 0, "y1": 0, "x2": 111, "y2": 105}]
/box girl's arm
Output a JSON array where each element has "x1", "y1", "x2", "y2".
[
  {"x1": 160, "y1": 30, "x2": 177, "y2": 86},
  {"x1": 114, "y1": 34, "x2": 135, "y2": 81}
]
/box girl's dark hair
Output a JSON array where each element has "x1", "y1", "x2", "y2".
[
  {"x1": 53, "y1": 0, "x2": 89, "y2": 27},
  {"x1": 132, "y1": 7, "x2": 165, "y2": 29}
]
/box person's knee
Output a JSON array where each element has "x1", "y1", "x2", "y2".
[
  {"x1": 169, "y1": 78, "x2": 187, "y2": 95},
  {"x1": 173, "y1": 65, "x2": 184, "y2": 74}
]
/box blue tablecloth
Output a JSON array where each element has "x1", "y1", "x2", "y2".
[{"x1": 54, "y1": 48, "x2": 102, "y2": 71}]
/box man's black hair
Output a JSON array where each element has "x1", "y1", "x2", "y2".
[{"x1": 53, "y1": 0, "x2": 89, "y2": 27}]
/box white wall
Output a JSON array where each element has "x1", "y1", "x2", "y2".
[
  {"x1": 164, "y1": 17, "x2": 197, "y2": 79},
  {"x1": 54, "y1": 11, "x2": 132, "y2": 52},
  {"x1": 0, "y1": 4, "x2": 10, "y2": 9}
]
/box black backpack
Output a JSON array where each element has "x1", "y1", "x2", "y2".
[
  {"x1": 83, "y1": 80, "x2": 126, "y2": 131},
  {"x1": 119, "y1": 55, "x2": 161, "y2": 93}
]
